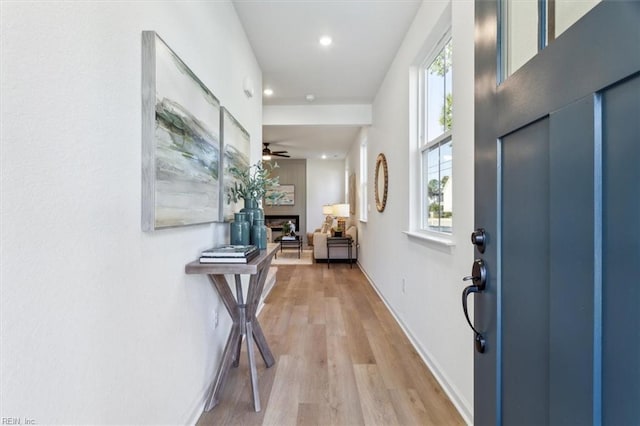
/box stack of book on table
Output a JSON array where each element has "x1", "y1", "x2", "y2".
[
  {"x1": 199, "y1": 244, "x2": 259, "y2": 264},
  {"x1": 281, "y1": 235, "x2": 296, "y2": 240}
]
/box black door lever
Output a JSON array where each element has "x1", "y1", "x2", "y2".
[{"x1": 462, "y1": 259, "x2": 487, "y2": 353}]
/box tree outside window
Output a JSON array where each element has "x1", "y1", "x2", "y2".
[{"x1": 426, "y1": 40, "x2": 452, "y2": 141}]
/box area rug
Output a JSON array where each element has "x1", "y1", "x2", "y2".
[{"x1": 271, "y1": 249, "x2": 313, "y2": 265}]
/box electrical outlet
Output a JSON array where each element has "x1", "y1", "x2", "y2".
[
  {"x1": 402, "y1": 278, "x2": 406, "y2": 294},
  {"x1": 213, "y1": 310, "x2": 219, "y2": 328}
]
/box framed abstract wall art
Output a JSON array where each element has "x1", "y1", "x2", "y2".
[
  {"x1": 266, "y1": 184, "x2": 294, "y2": 206},
  {"x1": 141, "y1": 31, "x2": 221, "y2": 230},
  {"x1": 220, "y1": 107, "x2": 251, "y2": 222}
]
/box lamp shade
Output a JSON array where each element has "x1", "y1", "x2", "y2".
[
  {"x1": 332, "y1": 203, "x2": 350, "y2": 218},
  {"x1": 322, "y1": 205, "x2": 334, "y2": 215}
]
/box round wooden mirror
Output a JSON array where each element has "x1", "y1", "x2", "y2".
[{"x1": 374, "y1": 153, "x2": 388, "y2": 212}]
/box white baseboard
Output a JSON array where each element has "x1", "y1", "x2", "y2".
[
  {"x1": 183, "y1": 387, "x2": 207, "y2": 426},
  {"x1": 358, "y1": 266, "x2": 473, "y2": 425}
]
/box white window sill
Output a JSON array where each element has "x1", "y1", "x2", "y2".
[{"x1": 403, "y1": 230, "x2": 456, "y2": 247}]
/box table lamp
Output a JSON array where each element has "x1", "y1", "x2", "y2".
[
  {"x1": 322, "y1": 205, "x2": 334, "y2": 217},
  {"x1": 332, "y1": 203, "x2": 350, "y2": 237}
]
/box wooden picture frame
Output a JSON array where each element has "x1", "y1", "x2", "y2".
[
  {"x1": 266, "y1": 184, "x2": 294, "y2": 206},
  {"x1": 141, "y1": 31, "x2": 221, "y2": 230},
  {"x1": 220, "y1": 107, "x2": 250, "y2": 222}
]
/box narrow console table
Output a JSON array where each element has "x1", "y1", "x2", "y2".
[{"x1": 185, "y1": 244, "x2": 278, "y2": 412}]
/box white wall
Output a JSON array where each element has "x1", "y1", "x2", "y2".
[
  {"x1": 0, "y1": 2, "x2": 261, "y2": 424},
  {"x1": 306, "y1": 159, "x2": 345, "y2": 233},
  {"x1": 346, "y1": 1, "x2": 475, "y2": 422}
]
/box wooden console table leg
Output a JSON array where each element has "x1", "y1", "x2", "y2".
[
  {"x1": 232, "y1": 275, "x2": 244, "y2": 368},
  {"x1": 245, "y1": 321, "x2": 261, "y2": 412},
  {"x1": 246, "y1": 271, "x2": 275, "y2": 368},
  {"x1": 204, "y1": 323, "x2": 240, "y2": 411},
  {"x1": 205, "y1": 274, "x2": 241, "y2": 411},
  {"x1": 251, "y1": 319, "x2": 275, "y2": 367}
]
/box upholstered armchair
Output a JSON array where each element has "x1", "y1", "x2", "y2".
[{"x1": 307, "y1": 215, "x2": 334, "y2": 247}]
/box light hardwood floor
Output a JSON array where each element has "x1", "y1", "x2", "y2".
[{"x1": 197, "y1": 263, "x2": 465, "y2": 426}]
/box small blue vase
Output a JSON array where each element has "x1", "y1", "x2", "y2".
[
  {"x1": 230, "y1": 212, "x2": 250, "y2": 245},
  {"x1": 251, "y1": 218, "x2": 268, "y2": 249}
]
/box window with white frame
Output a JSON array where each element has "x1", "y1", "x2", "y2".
[
  {"x1": 359, "y1": 138, "x2": 368, "y2": 221},
  {"x1": 420, "y1": 37, "x2": 452, "y2": 233}
]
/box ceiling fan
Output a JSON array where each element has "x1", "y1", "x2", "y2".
[{"x1": 262, "y1": 142, "x2": 290, "y2": 159}]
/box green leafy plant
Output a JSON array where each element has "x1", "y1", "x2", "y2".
[
  {"x1": 282, "y1": 221, "x2": 292, "y2": 235},
  {"x1": 226, "y1": 161, "x2": 285, "y2": 205}
]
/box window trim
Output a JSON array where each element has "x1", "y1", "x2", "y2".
[
  {"x1": 418, "y1": 32, "x2": 452, "y2": 148},
  {"x1": 359, "y1": 137, "x2": 368, "y2": 222},
  {"x1": 418, "y1": 33, "x2": 453, "y2": 235},
  {"x1": 421, "y1": 131, "x2": 452, "y2": 233},
  {"x1": 403, "y1": 230, "x2": 456, "y2": 249}
]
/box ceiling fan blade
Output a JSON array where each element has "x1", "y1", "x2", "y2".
[{"x1": 263, "y1": 142, "x2": 290, "y2": 158}]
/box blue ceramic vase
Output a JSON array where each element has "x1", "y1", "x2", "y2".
[
  {"x1": 240, "y1": 197, "x2": 261, "y2": 227},
  {"x1": 251, "y1": 218, "x2": 268, "y2": 249},
  {"x1": 230, "y1": 212, "x2": 250, "y2": 245}
]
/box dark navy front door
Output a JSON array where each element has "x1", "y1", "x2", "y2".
[{"x1": 474, "y1": 1, "x2": 640, "y2": 424}]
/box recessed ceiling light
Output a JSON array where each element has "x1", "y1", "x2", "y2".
[
  {"x1": 263, "y1": 88, "x2": 274, "y2": 96},
  {"x1": 319, "y1": 35, "x2": 332, "y2": 47},
  {"x1": 305, "y1": 94, "x2": 315, "y2": 102},
  {"x1": 321, "y1": 154, "x2": 327, "y2": 159}
]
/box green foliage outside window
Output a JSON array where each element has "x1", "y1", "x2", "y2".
[{"x1": 428, "y1": 41, "x2": 453, "y2": 132}]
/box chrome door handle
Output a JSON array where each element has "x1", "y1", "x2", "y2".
[{"x1": 462, "y1": 259, "x2": 487, "y2": 353}]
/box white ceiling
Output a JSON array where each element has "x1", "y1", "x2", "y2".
[
  {"x1": 263, "y1": 125, "x2": 362, "y2": 160},
  {"x1": 232, "y1": 0, "x2": 422, "y2": 159}
]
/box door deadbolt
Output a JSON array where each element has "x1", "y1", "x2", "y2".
[{"x1": 470, "y1": 228, "x2": 486, "y2": 253}]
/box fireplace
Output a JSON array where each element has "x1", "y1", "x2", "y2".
[{"x1": 264, "y1": 215, "x2": 300, "y2": 233}]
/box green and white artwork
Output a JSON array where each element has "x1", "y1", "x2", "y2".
[
  {"x1": 221, "y1": 108, "x2": 250, "y2": 222},
  {"x1": 142, "y1": 32, "x2": 221, "y2": 230}
]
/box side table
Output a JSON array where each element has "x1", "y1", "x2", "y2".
[
  {"x1": 185, "y1": 244, "x2": 278, "y2": 412},
  {"x1": 326, "y1": 236, "x2": 353, "y2": 269}
]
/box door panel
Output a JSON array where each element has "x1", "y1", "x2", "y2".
[
  {"x1": 499, "y1": 92, "x2": 607, "y2": 426},
  {"x1": 549, "y1": 97, "x2": 595, "y2": 425},
  {"x1": 603, "y1": 74, "x2": 640, "y2": 424},
  {"x1": 501, "y1": 119, "x2": 550, "y2": 426}
]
